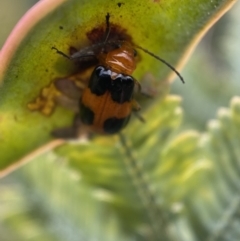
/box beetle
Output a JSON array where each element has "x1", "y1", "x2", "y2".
[{"x1": 51, "y1": 13, "x2": 184, "y2": 137}]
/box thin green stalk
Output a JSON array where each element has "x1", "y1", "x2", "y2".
[{"x1": 119, "y1": 133, "x2": 170, "y2": 241}]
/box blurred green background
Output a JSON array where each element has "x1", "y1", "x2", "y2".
[
  {"x1": 1, "y1": 1, "x2": 240, "y2": 241},
  {"x1": 172, "y1": 1, "x2": 240, "y2": 130}
]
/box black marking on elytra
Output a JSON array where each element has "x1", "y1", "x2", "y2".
[
  {"x1": 79, "y1": 103, "x2": 94, "y2": 125},
  {"x1": 111, "y1": 75, "x2": 134, "y2": 103},
  {"x1": 89, "y1": 66, "x2": 111, "y2": 96},
  {"x1": 103, "y1": 115, "x2": 131, "y2": 134},
  {"x1": 89, "y1": 66, "x2": 134, "y2": 103}
]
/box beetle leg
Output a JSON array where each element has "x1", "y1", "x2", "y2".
[
  {"x1": 51, "y1": 125, "x2": 79, "y2": 139},
  {"x1": 55, "y1": 95, "x2": 79, "y2": 113},
  {"x1": 132, "y1": 99, "x2": 141, "y2": 111},
  {"x1": 52, "y1": 46, "x2": 97, "y2": 61},
  {"x1": 134, "y1": 81, "x2": 142, "y2": 94},
  {"x1": 134, "y1": 79, "x2": 153, "y2": 97},
  {"x1": 54, "y1": 78, "x2": 82, "y2": 100},
  {"x1": 53, "y1": 78, "x2": 83, "y2": 112},
  {"x1": 51, "y1": 114, "x2": 85, "y2": 139},
  {"x1": 132, "y1": 99, "x2": 145, "y2": 122},
  {"x1": 139, "y1": 73, "x2": 159, "y2": 97},
  {"x1": 52, "y1": 114, "x2": 93, "y2": 139}
]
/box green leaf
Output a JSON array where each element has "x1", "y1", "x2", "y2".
[
  {"x1": 0, "y1": 0, "x2": 236, "y2": 173},
  {"x1": 1, "y1": 1, "x2": 240, "y2": 240}
]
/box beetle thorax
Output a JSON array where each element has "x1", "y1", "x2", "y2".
[{"x1": 99, "y1": 43, "x2": 137, "y2": 76}]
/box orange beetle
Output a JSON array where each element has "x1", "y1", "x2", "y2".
[{"x1": 52, "y1": 13, "x2": 184, "y2": 136}]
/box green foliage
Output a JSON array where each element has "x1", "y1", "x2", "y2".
[
  {"x1": 1, "y1": 0, "x2": 240, "y2": 241},
  {"x1": 0, "y1": 0, "x2": 234, "y2": 170},
  {"x1": 182, "y1": 97, "x2": 240, "y2": 241},
  {"x1": 1, "y1": 95, "x2": 240, "y2": 241},
  {"x1": 0, "y1": 153, "x2": 130, "y2": 241}
]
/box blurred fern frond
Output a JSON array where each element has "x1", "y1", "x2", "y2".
[{"x1": 1, "y1": 94, "x2": 240, "y2": 241}]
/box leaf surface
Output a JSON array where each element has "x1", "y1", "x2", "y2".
[{"x1": 0, "y1": 0, "x2": 236, "y2": 173}]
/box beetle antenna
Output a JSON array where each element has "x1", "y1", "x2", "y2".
[
  {"x1": 52, "y1": 46, "x2": 70, "y2": 59},
  {"x1": 134, "y1": 44, "x2": 185, "y2": 84},
  {"x1": 104, "y1": 13, "x2": 111, "y2": 43}
]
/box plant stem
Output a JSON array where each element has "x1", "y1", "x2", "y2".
[{"x1": 119, "y1": 133, "x2": 170, "y2": 241}]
